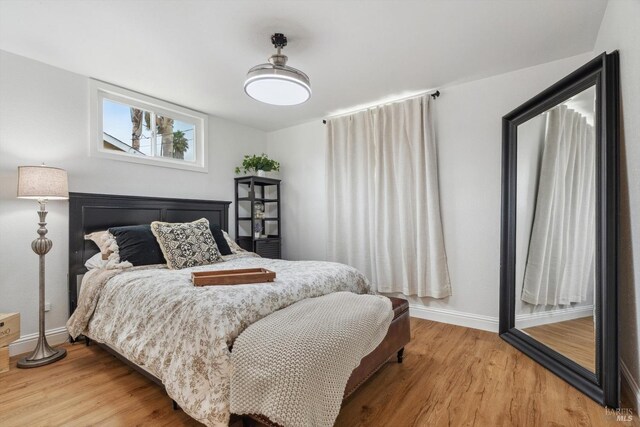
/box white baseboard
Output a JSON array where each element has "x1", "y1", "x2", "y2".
[
  {"x1": 515, "y1": 305, "x2": 594, "y2": 329},
  {"x1": 8, "y1": 327, "x2": 70, "y2": 357},
  {"x1": 409, "y1": 304, "x2": 498, "y2": 332},
  {"x1": 409, "y1": 304, "x2": 593, "y2": 332},
  {"x1": 621, "y1": 360, "x2": 640, "y2": 412}
]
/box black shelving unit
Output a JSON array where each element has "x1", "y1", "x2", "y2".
[{"x1": 234, "y1": 176, "x2": 281, "y2": 259}]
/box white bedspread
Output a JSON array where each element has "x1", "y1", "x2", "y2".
[{"x1": 66, "y1": 255, "x2": 371, "y2": 427}]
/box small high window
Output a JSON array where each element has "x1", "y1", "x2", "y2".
[{"x1": 90, "y1": 80, "x2": 208, "y2": 172}]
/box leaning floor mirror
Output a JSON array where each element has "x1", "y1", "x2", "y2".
[{"x1": 500, "y1": 52, "x2": 620, "y2": 407}]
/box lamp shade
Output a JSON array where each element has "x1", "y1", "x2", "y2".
[
  {"x1": 244, "y1": 65, "x2": 311, "y2": 106},
  {"x1": 17, "y1": 166, "x2": 69, "y2": 200}
]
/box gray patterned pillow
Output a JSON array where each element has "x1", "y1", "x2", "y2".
[{"x1": 150, "y1": 218, "x2": 223, "y2": 269}]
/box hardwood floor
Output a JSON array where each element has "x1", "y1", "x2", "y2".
[
  {"x1": 522, "y1": 316, "x2": 596, "y2": 372},
  {"x1": 0, "y1": 319, "x2": 636, "y2": 427}
]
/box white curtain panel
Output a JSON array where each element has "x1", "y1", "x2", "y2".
[
  {"x1": 327, "y1": 95, "x2": 451, "y2": 298},
  {"x1": 521, "y1": 105, "x2": 596, "y2": 306},
  {"x1": 326, "y1": 110, "x2": 377, "y2": 282}
]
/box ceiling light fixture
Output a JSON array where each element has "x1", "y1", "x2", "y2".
[{"x1": 244, "y1": 33, "x2": 311, "y2": 106}]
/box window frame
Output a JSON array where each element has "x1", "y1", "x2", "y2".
[{"x1": 89, "y1": 79, "x2": 208, "y2": 172}]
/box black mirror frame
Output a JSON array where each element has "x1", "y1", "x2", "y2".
[{"x1": 499, "y1": 52, "x2": 620, "y2": 408}]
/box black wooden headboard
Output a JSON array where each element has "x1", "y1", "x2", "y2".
[{"x1": 68, "y1": 192, "x2": 231, "y2": 317}]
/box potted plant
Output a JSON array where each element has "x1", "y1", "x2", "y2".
[{"x1": 235, "y1": 154, "x2": 280, "y2": 177}]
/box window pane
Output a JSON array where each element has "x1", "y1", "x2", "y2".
[
  {"x1": 174, "y1": 119, "x2": 196, "y2": 162},
  {"x1": 103, "y1": 98, "x2": 197, "y2": 162},
  {"x1": 102, "y1": 99, "x2": 152, "y2": 155},
  {"x1": 154, "y1": 117, "x2": 196, "y2": 161}
]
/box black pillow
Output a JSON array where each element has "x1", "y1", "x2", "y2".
[
  {"x1": 210, "y1": 224, "x2": 232, "y2": 256},
  {"x1": 108, "y1": 225, "x2": 166, "y2": 266}
]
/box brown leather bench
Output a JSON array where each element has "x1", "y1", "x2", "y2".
[{"x1": 242, "y1": 296, "x2": 410, "y2": 426}]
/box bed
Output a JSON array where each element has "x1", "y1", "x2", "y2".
[{"x1": 67, "y1": 192, "x2": 410, "y2": 427}]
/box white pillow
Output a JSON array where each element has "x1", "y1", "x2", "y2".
[
  {"x1": 222, "y1": 230, "x2": 247, "y2": 254},
  {"x1": 84, "y1": 251, "x2": 132, "y2": 270},
  {"x1": 84, "y1": 253, "x2": 107, "y2": 270}
]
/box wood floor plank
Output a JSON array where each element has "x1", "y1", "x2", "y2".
[
  {"x1": 523, "y1": 316, "x2": 596, "y2": 372},
  {"x1": 0, "y1": 319, "x2": 636, "y2": 427}
]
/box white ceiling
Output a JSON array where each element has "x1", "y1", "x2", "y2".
[{"x1": 0, "y1": 0, "x2": 607, "y2": 131}]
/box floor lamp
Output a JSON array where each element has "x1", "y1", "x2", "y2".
[{"x1": 16, "y1": 165, "x2": 69, "y2": 368}]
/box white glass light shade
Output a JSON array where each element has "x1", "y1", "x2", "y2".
[
  {"x1": 17, "y1": 165, "x2": 69, "y2": 200},
  {"x1": 244, "y1": 65, "x2": 311, "y2": 106}
]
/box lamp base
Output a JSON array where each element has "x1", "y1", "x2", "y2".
[
  {"x1": 17, "y1": 335, "x2": 67, "y2": 368},
  {"x1": 17, "y1": 348, "x2": 66, "y2": 368}
]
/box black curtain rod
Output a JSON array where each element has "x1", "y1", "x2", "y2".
[{"x1": 322, "y1": 90, "x2": 440, "y2": 124}]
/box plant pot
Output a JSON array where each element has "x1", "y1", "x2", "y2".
[{"x1": 256, "y1": 170, "x2": 266, "y2": 177}]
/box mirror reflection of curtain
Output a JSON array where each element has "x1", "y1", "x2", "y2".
[{"x1": 521, "y1": 105, "x2": 595, "y2": 306}]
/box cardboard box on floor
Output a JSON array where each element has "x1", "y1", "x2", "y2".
[{"x1": 0, "y1": 313, "x2": 20, "y2": 373}]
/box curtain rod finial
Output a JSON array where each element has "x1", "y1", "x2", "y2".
[{"x1": 431, "y1": 90, "x2": 441, "y2": 100}]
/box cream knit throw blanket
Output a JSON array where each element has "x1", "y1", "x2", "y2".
[{"x1": 229, "y1": 292, "x2": 393, "y2": 427}]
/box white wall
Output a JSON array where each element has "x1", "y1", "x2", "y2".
[
  {"x1": 266, "y1": 121, "x2": 327, "y2": 261},
  {"x1": 593, "y1": 0, "x2": 640, "y2": 407},
  {"x1": 267, "y1": 52, "x2": 592, "y2": 320},
  {"x1": 0, "y1": 50, "x2": 267, "y2": 347}
]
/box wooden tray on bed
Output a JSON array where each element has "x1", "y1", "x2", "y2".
[{"x1": 192, "y1": 268, "x2": 276, "y2": 286}]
